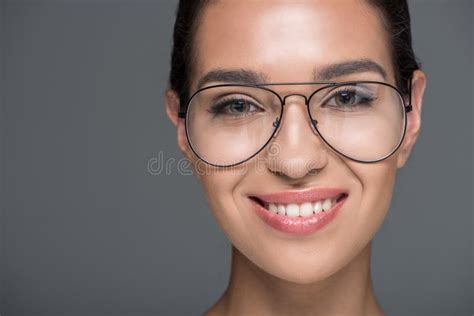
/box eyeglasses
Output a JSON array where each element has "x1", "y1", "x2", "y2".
[{"x1": 178, "y1": 80, "x2": 412, "y2": 167}]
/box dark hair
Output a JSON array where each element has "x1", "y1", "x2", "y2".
[{"x1": 169, "y1": 0, "x2": 420, "y2": 112}]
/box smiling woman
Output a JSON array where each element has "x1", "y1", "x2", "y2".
[{"x1": 165, "y1": 1, "x2": 426, "y2": 315}]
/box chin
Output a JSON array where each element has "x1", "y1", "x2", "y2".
[{"x1": 239, "y1": 238, "x2": 354, "y2": 285}]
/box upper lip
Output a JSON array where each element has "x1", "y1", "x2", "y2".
[{"x1": 251, "y1": 187, "x2": 347, "y2": 205}]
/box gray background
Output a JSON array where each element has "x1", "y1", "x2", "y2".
[{"x1": 0, "y1": 0, "x2": 472, "y2": 315}]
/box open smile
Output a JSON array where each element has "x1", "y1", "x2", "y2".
[{"x1": 249, "y1": 188, "x2": 348, "y2": 236}]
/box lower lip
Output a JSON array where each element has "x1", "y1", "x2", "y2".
[{"x1": 250, "y1": 195, "x2": 347, "y2": 236}]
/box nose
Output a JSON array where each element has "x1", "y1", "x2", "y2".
[{"x1": 266, "y1": 95, "x2": 328, "y2": 180}]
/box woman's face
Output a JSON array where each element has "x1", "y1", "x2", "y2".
[{"x1": 171, "y1": 0, "x2": 422, "y2": 283}]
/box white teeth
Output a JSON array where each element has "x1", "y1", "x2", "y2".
[
  {"x1": 268, "y1": 203, "x2": 278, "y2": 213},
  {"x1": 266, "y1": 196, "x2": 340, "y2": 217},
  {"x1": 286, "y1": 204, "x2": 300, "y2": 217},
  {"x1": 322, "y1": 198, "x2": 332, "y2": 211},
  {"x1": 299, "y1": 202, "x2": 314, "y2": 217},
  {"x1": 314, "y1": 201, "x2": 323, "y2": 213},
  {"x1": 277, "y1": 204, "x2": 286, "y2": 215}
]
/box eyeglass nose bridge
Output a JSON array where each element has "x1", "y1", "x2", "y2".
[
  {"x1": 281, "y1": 93, "x2": 309, "y2": 106},
  {"x1": 272, "y1": 93, "x2": 319, "y2": 139}
]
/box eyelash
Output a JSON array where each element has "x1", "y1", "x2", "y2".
[
  {"x1": 208, "y1": 96, "x2": 261, "y2": 116},
  {"x1": 322, "y1": 86, "x2": 376, "y2": 108}
]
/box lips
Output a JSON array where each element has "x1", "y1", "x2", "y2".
[{"x1": 249, "y1": 187, "x2": 348, "y2": 236}]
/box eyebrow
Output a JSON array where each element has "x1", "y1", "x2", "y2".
[
  {"x1": 316, "y1": 59, "x2": 387, "y2": 81},
  {"x1": 196, "y1": 59, "x2": 387, "y2": 89},
  {"x1": 197, "y1": 69, "x2": 269, "y2": 89}
]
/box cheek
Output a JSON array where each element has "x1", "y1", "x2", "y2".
[
  {"x1": 197, "y1": 167, "x2": 250, "y2": 242},
  {"x1": 348, "y1": 158, "x2": 398, "y2": 239}
]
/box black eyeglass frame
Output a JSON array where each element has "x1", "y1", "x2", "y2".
[{"x1": 178, "y1": 79, "x2": 413, "y2": 167}]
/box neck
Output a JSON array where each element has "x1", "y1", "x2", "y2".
[{"x1": 204, "y1": 242, "x2": 384, "y2": 316}]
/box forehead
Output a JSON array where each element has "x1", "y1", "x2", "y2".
[{"x1": 192, "y1": 0, "x2": 393, "y2": 90}]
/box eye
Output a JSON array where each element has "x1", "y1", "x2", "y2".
[
  {"x1": 209, "y1": 97, "x2": 262, "y2": 117},
  {"x1": 323, "y1": 87, "x2": 375, "y2": 109},
  {"x1": 335, "y1": 91, "x2": 356, "y2": 106},
  {"x1": 228, "y1": 100, "x2": 252, "y2": 113}
]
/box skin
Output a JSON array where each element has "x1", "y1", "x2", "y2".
[{"x1": 165, "y1": 0, "x2": 426, "y2": 315}]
